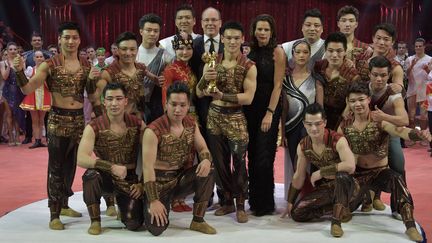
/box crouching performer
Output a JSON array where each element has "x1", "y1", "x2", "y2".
[
  {"x1": 141, "y1": 82, "x2": 216, "y2": 236},
  {"x1": 339, "y1": 83, "x2": 431, "y2": 242},
  {"x1": 77, "y1": 82, "x2": 145, "y2": 235},
  {"x1": 282, "y1": 103, "x2": 357, "y2": 238}
]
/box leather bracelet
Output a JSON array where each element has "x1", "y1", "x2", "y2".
[
  {"x1": 198, "y1": 151, "x2": 212, "y2": 163},
  {"x1": 144, "y1": 181, "x2": 159, "y2": 202},
  {"x1": 15, "y1": 70, "x2": 29, "y2": 87},
  {"x1": 408, "y1": 129, "x2": 423, "y2": 141},
  {"x1": 287, "y1": 183, "x2": 300, "y2": 204},
  {"x1": 221, "y1": 93, "x2": 239, "y2": 104},
  {"x1": 92, "y1": 105, "x2": 104, "y2": 117},
  {"x1": 266, "y1": 107, "x2": 274, "y2": 114},
  {"x1": 197, "y1": 76, "x2": 209, "y2": 91},
  {"x1": 86, "y1": 77, "x2": 97, "y2": 94},
  {"x1": 95, "y1": 159, "x2": 113, "y2": 173},
  {"x1": 320, "y1": 164, "x2": 338, "y2": 177}
]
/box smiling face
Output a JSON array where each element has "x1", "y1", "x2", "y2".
[
  {"x1": 175, "y1": 44, "x2": 193, "y2": 62},
  {"x1": 103, "y1": 89, "x2": 128, "y2": 117},
  {"x1": 33, "y1": 51, "x2": 45, "y2": 65},
  {"x1": 347, "y1": 92, "x2": 371, "y2": 115},
  {"x1": 175, "y1": 10, "x2": 195, "y2": 34},
  {"x1": 201, "y1": 8, "x2": 221, "y2": 38},
  {"x1": 58, "y1": 29, "x2": 80, "y2": 54},
  {"x1": 117, "y1": 39, "x2": 138, "y2": 64},
  {"x1": 302, "y1": 17, "x2": 323, "y2": 44},
  {"x1": 372, "y1": 29, "x2": 394, "y2": 55}
]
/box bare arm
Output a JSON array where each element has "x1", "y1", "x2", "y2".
[
  {"x1": 291, "y1": 145, "x2": 308, "y2": 190},
  {"x1": 142, "y1": 129, "x2": 158, "y2": 183},
  {"x1": 391, "y1": 65, "x2": 404, "y2": 87},
  {"x1": 267, "y1": 47, "x2": 285, "y2": 112},
  {"x1": 334, "y1": 137, "x2": 356, "y2": 174},
  {"x1": 77, "y1": 125, "x2": 97, "y2": 169},
  {"x1": 92, "y1": 70, "x2": 110, "y2": 107},
  {"x1": 381, "y1": 120, "x2": 431, "y2": 142},
  {"x1": 15, "y1": 59, "x2": 47, "y2": 95},
  {"x1": 236, "y1": 65, "x2": 257, "y2": 105},
  {"x1": 0, "y1": 60, "x2": 10, "y2": 80},
  {"x1": 371, "y1": 97, "x2": 408, "y2": 126},
  {"x1": 193, "y1": 123, "x2": 212, "y2": 177}
]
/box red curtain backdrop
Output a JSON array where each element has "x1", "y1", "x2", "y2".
[{"x1": 38, "y1": 0, "x2": 415, "y2": 50}]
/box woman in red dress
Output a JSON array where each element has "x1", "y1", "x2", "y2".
[{"x1": 20, "y1": 50, "x2": 51, "y2": 148}]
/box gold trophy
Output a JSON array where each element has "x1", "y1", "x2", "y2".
[{"x1": 201, "y1": 51, "x2": 218, "y2": 93}]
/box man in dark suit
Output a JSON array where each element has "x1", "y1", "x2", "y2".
[
  {"x1": 191, "y1": 7, "x2": 223, "y2": 139},
  {"x1": 190, "y1": 7, "x2": 224, "y2": 207}
]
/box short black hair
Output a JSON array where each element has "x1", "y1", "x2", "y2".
[
  {"x1": 373, "y1": 23, "x2": 396, "y2": 41},
  {"x1": 347, "y1": 83, "x2": 370, "y2": 98},
  {"x1": 175, "y1": 3, "x2": 195, "y2": 18},
  {"x1": 139, "y1": 13, "x2": 162, "y2": 29},
  {"x1": 221, "y1": 21, "x2": 244, "y2": 35},
  {"x1": 303, "y1": 8, "x2": 323, "y2": 24},
  {"x1": 115, "y1": 32, "x2": 138, "y2": 47},
  {"x1": 103, "y1": 82, "x2": 128, "y2": 98},
  {"x1": 415, "y1": 38, "x2": 426, "y2": 45},
  {"x1": 31, "y1": 32, "x2": 43, "y2": 40},
  {"x1": 166, "y1": 82, "x2": 191, "y2": 101},
  {"x1": 304, "y1": 103, "x2": 326, "y2": 120},
  {"x1": 337, "y1": 5, "x2": 359, "y2": 21},
  {"x1": 325, "y1": 32, "x2": 347, "y2": 50},
  {"x1": 58, "y1": 22, "x2": 80, "y2": 36},
  {"x1": 368, "y1": 56, "x2": 391, "y2": 72}
]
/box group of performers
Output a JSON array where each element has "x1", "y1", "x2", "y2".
[{"x1": 7, "y1": 3, "x2": 432, "y2": 242}]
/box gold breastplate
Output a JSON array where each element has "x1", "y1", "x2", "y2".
[
  {"x1": 94, "y1": 127, "x2": 140, "y2": 166},
  {"x1": 111, "y1": 71, "x2": 146, "y2": 105},
  {"x1": 303, "y1": 147, "x2": 341, "y2": 168},
  {"x1": 157, "y1": 126, "x2": 195, "y2": 168},
  {"x1": 47, "y1": 66, "x2": 88, "y2": 102},
  {"x1": 343, "y1": 122, "x2": 388, "y2": 159},
  {"x1": 215, "y1": 64, "x2": 245, "y2": 94}
]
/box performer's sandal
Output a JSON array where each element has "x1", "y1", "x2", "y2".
[
  {"x1": 88, "y1": 221, "x2": 102, "y2": 235},
  {"x1": 190, "y1": 221, "x2": 217, "y2": 234},
  {"x1": 106, "y1": 206, "x2": 117, "y2": 217},
  {"x1": 61, "y1": 207, "x2": 82, "y2": 217},
  {"x1": 405, "y1": 227, "x2": 423, "y2": 242},
  {"x1": 331, "y1": 223, "x2": 343, "y2": 237},
  {"x1": 214, "y1": 205, "x2": 235, "y2": 216},
  {"x1": 49, "y1": 218, "x2": 64, "y2": 230}
]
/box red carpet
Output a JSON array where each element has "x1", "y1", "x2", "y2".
[{"x1": 0, "y1": 142, "x2": 430, "y2": 236}]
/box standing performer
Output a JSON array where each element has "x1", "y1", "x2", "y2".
[
  {"x1": 244, "y1": 14, "x2": 285, "y2": 216},
  {"x1": 196, "y1": 21, "x2": 257, "y2": 223},
  {"x1": 142, "y1": 82, "x2": 216, "y2": 236},
  {"x1": 281, "y1": 103, "x2": 356, "y2": 238},
  {"x1": 13, "y1": 22, "x2": 99, "y2": 230},
  {"x1": 338, "y1": 83, "x2": 430, "y2": 242},
  {"x1": 77, "y1": 82, "x2": 145, "y2": 235},
  {"x1": 20, "y1": 50, "x2": 51, "y2": 148}
]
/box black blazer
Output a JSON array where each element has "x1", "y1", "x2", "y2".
[{"x1": 190, "y1": 35, "x2": 224, "y2": 81}]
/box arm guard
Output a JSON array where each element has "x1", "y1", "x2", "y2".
[
  {"x1": 408, "y1": 129, "x2": 423, "y2": 141},
  {"x1": 221, "y1": 93, "x2": 239, "y2": 104},
  {"x1": 197, "y1": 76, "x2": 209, "y2": 91},
  {"x1": 92, "y1": 105, "x2": 104, "y2": 117},
  {"x1": 95, "y1": 159, "x2": 113, "y2": 173},
  {"x1": 320, "y1": 164, "x2": 338, "y2": 177},
  {"x1": 15, "y1": 70, "x2": 29, "y2": 87},
  {"x1": 198, "y1": 151, "x2": 212, "y2": 163},
  {"x1": 287, "y1": 183, "x2": 300, "y2": 204},
  {"x1": 144, "y1": 181, "x2": 159, "y2": 202}
]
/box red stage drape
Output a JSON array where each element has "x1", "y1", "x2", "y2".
[{"x1": 38, "y1": 0, "x2": 415, "y2": 49}]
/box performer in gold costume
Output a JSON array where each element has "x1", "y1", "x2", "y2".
[
  {"x1": 281, "y1": 103, "x2": 357, "y2": 238},
  {"x1": 142, "y1": 82, "x2": 216, "y2": 236},
  {"x1": 338, "y1": 83, "x2": 431, "y2": 242},
  {"x1": 196, "y1": 21, "x2": 257, "y2": 223},
  {"x1": 77, "y1": 82, "x2": 145, "y2": 235},
  {"x1": 14, "y1": 22, "x2": 99, "y2": 230},
  {"x1": 313, "y1": 32, "x2": 361, "y2": 130},
  {"x1": 95, "y1": 32, "x2": 161, "y2": 119}
]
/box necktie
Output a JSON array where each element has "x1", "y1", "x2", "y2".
[{"x1": 209, "y1": 38, "x2": 215, "y2": 53}]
